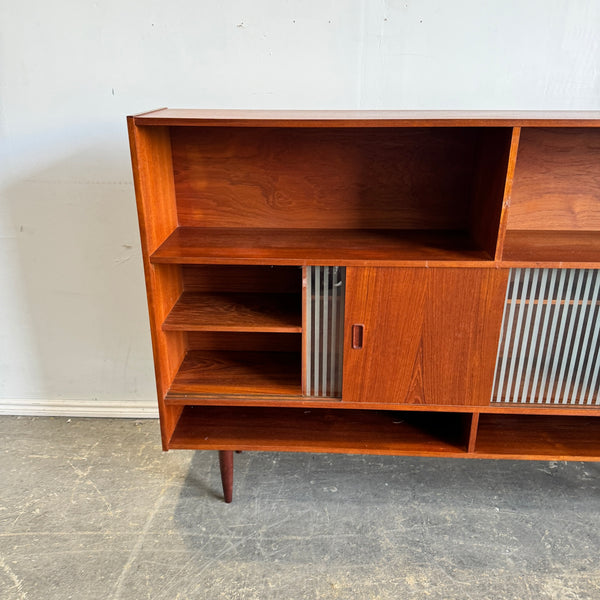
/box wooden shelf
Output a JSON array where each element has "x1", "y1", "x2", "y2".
[
  {"x1": 162, "y1": 292, "x2": 301, "y2": 333},
  {"x1": 502, "y1": 230, "x2": 600, "y2": 266},
  {"x1": 150, "y1": 227, "x2": 493, "y2": 266},
  {"x1": 474, "y1": 414, "x2": 600, "y2": 460},
  {"x1": 168, "y1": 351, "x2": 301, "y2": 397},
  {"x1": 168, "y1": 406, "x2": 469, "y2": 455}
]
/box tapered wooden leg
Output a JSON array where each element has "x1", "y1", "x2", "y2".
[{"x1": 219, "y1": 450, "x2": 233, "y2": 503}]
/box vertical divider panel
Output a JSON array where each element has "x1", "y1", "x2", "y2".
[
  {"x1": 467, "y1": 412, "x2": 480, "y2": 453},
  {"x1": 494, "y1": 127, "x2": 521, "y2": 260},
  {"x1": 469, "y1": 127, "x2": 520, "y2": 259}
]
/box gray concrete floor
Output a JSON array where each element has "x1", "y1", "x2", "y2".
[{"x1": 0, "y1": 417, "x2": 599, "y2": 600}]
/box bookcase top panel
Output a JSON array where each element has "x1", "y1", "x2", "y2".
[{"x1": 132, "y1": 109, "x2": 600, "y2": 127}]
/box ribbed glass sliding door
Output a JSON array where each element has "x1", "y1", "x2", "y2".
[
  {"x1": 492, "y1": 268, "x2": 600, "y2": 405},
  {"x1": 304, "y1": 267, "x2": 346, "y2": 398}
]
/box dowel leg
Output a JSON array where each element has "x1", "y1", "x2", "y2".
[{"x1": 219, "y1": 450, "x2": 233, "y2": 503}]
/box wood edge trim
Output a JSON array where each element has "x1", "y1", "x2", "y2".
[
  {"x1": 130, "y1": 107, "x2": 169, "y2": 120},
  {"x1": 162, "y1": 395, "x2": 600, "y2": 415},
  {"x1": 301, "y1": 266, "x2": 308, "y2": 395},
  {"x1": 469, "y1": 452, "x2": 600, "y2": 461},
  {"x1": 129, "y1": 112, "x2": 600, "y2": 128}
]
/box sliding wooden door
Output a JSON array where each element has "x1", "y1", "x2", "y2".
[{"x1": 342, "y1": 267, "x2": 508, "y2": 406}]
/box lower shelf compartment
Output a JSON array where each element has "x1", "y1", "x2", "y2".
[
  {"x1": 475, "y1": 414, "x2": 600, "y2": 460},
  {"x1": 168, "y1": 406, "x2": 469, "y2": 455},
  {"x1": 166, "y1": 406, "x2": 600, "y2": 461},
  {"x1": 168, "y1": 351, "x2": 302, "y2": 397}
]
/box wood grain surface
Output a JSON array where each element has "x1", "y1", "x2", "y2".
[
  {"x1": 469, "y1": 127, "x2": 515, "y2": 257},
  {"x1": 169, "y1": 351, "x2": 301, "y2": 396},
  {"x1": 162, "y1": 292, "x2": 301, "y2": 332},
  {"x1": 168, "y1": 406, "x2": 468, "y2": 455},
  {"x1": 343, "y1": 268, "x2": 508, "y2": 405},
  {"x1": 127, "y1": 119, "x2": 184, "y2": 448},
  {"x1": 186, "y1": 332, "x2": 301, "y2": 353},
  {"x1": 494, "y1": 127, "x2": 522, "y2": 260},
  {"x1": 171, "y1": 127, "x2": 480, "y2": 230},
  {"x1": 133, "y1": 108, "x2": 600, "y2": 127},
  {"x1": 168, "y1": 406, "x2": 600, "y2": 461},
  {"x1": 342, "y1": 268, "x2": 428, "y2": 404},
  {"x1": 502, "y1": 230, "x2": 600, "y2": 265},
  {"x1": 508, "y1": 128, "x2": 600, "y2": 231},
  {"x1": 474, "y1": 414, "x2": 600, "y2": 460},
  {"x1": 182, "y1": 265, "x2": 301, "y2": 293},
  {"x1": 150, "y1": 228, "x2": 492, "y2": 266},
  {"x1": 164, "y1": 392, "x2": 600, "y2": 415}
]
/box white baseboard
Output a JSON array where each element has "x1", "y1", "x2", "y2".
[{"x1": 0, "y1": 399, "x2": 159, "y2": 418}]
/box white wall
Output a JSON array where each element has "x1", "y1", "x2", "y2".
[{"x1": 1, "y1": 1, "x2": 599, "y2": 417}]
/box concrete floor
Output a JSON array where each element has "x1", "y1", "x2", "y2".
[{"x1": 0, "y1": 417, "x2": 599, "y2": 600}]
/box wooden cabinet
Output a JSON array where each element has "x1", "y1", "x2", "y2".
[{"x1": 128, "y1": 110, "x2": 600, "y2": 502}]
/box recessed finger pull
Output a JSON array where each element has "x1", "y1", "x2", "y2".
[{"x1": 352, "y1": 324, "x2": 364, "y2": 349}]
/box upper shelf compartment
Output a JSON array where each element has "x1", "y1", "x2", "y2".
[
  {"x1": 149, "y1": 125, "x2": 515, "y2": 265},
  {"x1": 503, "y1": 128, "x2": 600, "y2": 265},
  {"x1": 508, "y1": 128, "x2": 600, "y2": 231},
  {"x1": 172, "y1": 126, "x2": 491, "y2": 230}
]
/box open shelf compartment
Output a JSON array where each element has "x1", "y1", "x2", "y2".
[
  {"x1": 162, "y1": 292, "x2": 301, "y2": 332},
  {"x1": 503, "y1": 128, "x2": 600, "y2": 265},
  {"x1": 147, "y1": 125, "x2": 515, "y2": 265},
  {"x1": 474, "y1": 413, "x2": 600, "y2": 460},
  {"x1": 168, "y1": 350, "x2": 302, "y2": 397},
  {"x1": 162, "y1": 264, "x2": 302, "y2": 333},
  {"x1": 160, "y1": 265, "x2": 304, "y2": 398},
  {"x1": 168, "y1": 406, "x2": 470, "y2": 455}
]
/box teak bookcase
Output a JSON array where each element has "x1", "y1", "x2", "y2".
[{"x1": 128, "y1": 109, "x2": 600, "y2": 503}]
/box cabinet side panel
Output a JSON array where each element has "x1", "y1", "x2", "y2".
[
  {"x1": 148, "y1": 264, "x2": 185, "y2": 447},
  {"x1": 422, "y1": 269, "x2": 509, "y2": 405},
  {"x1": 128, "y1": 122, "x2": 179, "y2": 252},
  {"x1": 128, "y1": 119, "x2": 184, "y2": 447},
  {"x1": 508, "y1": 128, "x2": 600, "y2": 231}
]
